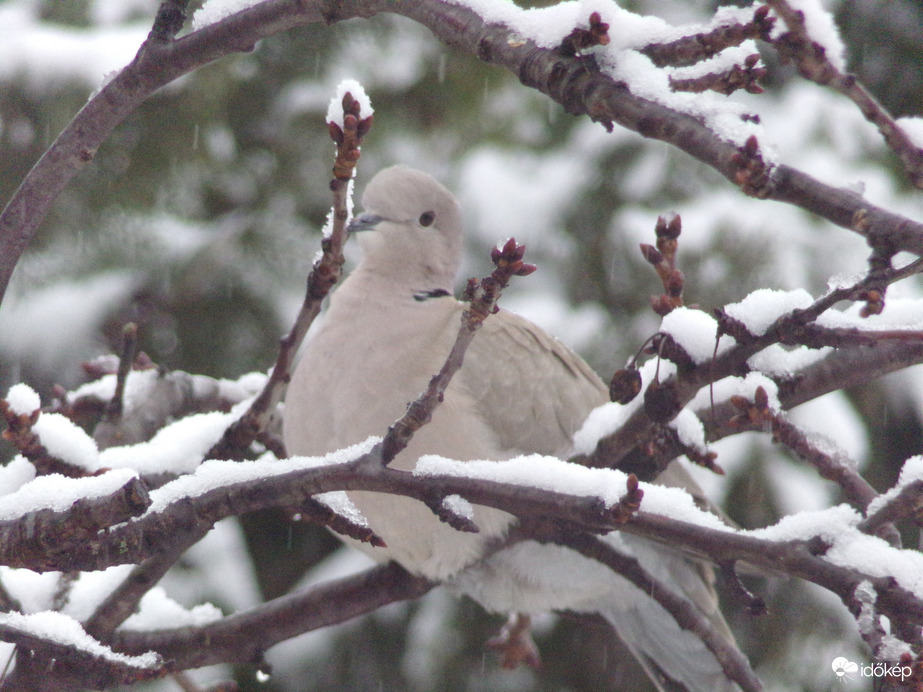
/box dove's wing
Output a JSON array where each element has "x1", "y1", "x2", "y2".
[{"x1": 458, "y1": 307, "x2": 608, "y2": 457}]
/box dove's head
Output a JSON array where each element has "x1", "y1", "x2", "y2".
[{"x1": 349, "y1": 165, "x2": 463, "y2": 292}]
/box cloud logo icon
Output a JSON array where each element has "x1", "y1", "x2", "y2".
[{"x1": 832, "y1": 657, "x2": 859, "y2": 677}]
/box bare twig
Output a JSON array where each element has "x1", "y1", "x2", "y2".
[
  {"x1": 84, "y1": 523, "x2": 212, "y2": 641},
  {"x1": 766, "y1": 408, "x2": 879, "y2": 512},
  {"x1": 104, "y1": 322, "x2": 139, "y2": 423},
  {"x1": 669, "y1": 54, "x2": 766, "y2": 96},
  {"x1": 292, "y1": 496, "x2": 386, "y2": 547},
  {"x1": 148, "y1": 0, "x2": 190, "y2": 42},
  {"x1": 641, "y1": 5, "x2": 774, "y2": 68},
  {"x1": 109, "y1": 562, "x2": 433, "y2": 671}
]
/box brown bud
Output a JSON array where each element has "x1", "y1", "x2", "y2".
[
  {"x1": 504, "y1": 237, "x2": 524, "y2": 260},
  {"x1": 461, "y1": 277, "x2": 479, "y2": 302},
  {"x1": 666, "y1": 269, "x2": 684, "y2": 297},
  {"x1": 356, "y1": 115, "x2": 373, "y2": 139},
  {"x1": 651, "y1": 295, "x2": 674, "y2": 316},
  {"x1": 655, "y1": 214, "x2": 681, "y2": 240},
  {"x1": 640, "y1": 243, "x2": 664, "y2": 265},
  {"x1": 341, "y1": 91, "x2": 355, "y2": 114},
  {"x1": 328, "y1": 121, "x2": 344, "y2": 145},
  {"x1": 492, "y1": 238, "x2": 526, "y2": 267},
  {"x1": 729, "y1": 394, "x2": 750, "y2": 411},
  {"x1": 609, "y1": 368, "x2": 642, "y2": 404},
  {"x1": 643, "y1": 379, "x2": 681, "y2": 422},
  {"x1": 515, "y1": 263, "x2": 537, "y2": 276}
]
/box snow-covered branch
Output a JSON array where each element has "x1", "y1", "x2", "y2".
[{"x1": 4, "y1": 0, "x2": 923, "y2": 307}]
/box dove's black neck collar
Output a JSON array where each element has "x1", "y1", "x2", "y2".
[{"x1": 413, "y1": 288, "x2": 451, "y2": 302}]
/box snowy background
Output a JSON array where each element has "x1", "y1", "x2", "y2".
[{"x1": 1, "y1": 0, "x2": 923, "y2": 690}]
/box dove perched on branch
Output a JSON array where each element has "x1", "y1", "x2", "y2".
[{"x1": 283, "y1": 165, "x2": 744, "y2": 691}]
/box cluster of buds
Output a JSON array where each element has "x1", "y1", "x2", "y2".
[
  {"x1": 329, "y1": 92, "x2": 373, "y2": 184},
  {"x1": 0, "y1": 396, "x2": 92, "y2": 478},
  {"x1": 728, "y1": 385, "x2": 772, "y2": 428},
  {"x1": 463, "y1": 238, "x2": 536, "y2": 320},
  {"x1": 0, "y1": 397, "x2": 42, "y2": 458},
  {"x1": 557, "y1": 11, "x2": 610, "y2": 57},
  {"x1": 490, "y1": 237, "x2": 538, "y2": 277},
  {"x1": 610, "y1": 472, "x2": 644, "y2": 524},
  {"x1": 641, "y1": 213, "x2": 684, "y2": 316},
  {"x1": 732, "y1": 134, "x2": 773, "y2": 198}
]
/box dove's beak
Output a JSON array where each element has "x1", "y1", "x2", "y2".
[{"x1": 347, "y1": 213, "x2": 384, "y2": 234}]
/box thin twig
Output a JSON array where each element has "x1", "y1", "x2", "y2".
[
  {"x1": 641, "y1": 5, "x2": 774, "y2": 68},
  {"x1": 858, "y1": 480, "x2": 923, "y2": 538},
  {"x1": 765, "y1": 0, "x2": 923, "y2": 188},
  {"x1": 84, "y1": 524, "x2": 212, "y2": 640},
  {"x1": 104, "y1": 322, "x2": 138, "y2": 423},
  {"x1": 206, "y1": 91, "x2": 372, "y2": 461}
]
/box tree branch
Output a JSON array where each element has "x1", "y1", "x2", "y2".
[
  {"x1": 109, "y1": 562, "x2": 432, "y2": 670},
  {"x1": 5, "y1": 0, "x2": 923, "y2": 306}
]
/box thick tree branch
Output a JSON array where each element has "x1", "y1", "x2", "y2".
[
  {"x1": 109, "y1": 562, "x2": 432, "y2": 670},
  {"x1": 0, "y1": 619, "x2": 164, "y2": 692}
]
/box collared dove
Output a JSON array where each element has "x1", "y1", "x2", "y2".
[{"x1": 283, "y1": 165, "x2": 742, "y2": 691}]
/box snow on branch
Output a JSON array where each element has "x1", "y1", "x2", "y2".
[
  {"x1": 0, "y1": 611, "x2": 163, "y2": 689},
  {"x1": 580, "y1": 220, "x2": 923, "y2": 479}
]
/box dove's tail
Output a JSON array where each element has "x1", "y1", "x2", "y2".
[{"x1": 597, "y1": 536, "x2": 747, "y2": 692}]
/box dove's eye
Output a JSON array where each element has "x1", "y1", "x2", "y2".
[{"x1": 419, "y1": 211, "x2": 435, "y2": 227}]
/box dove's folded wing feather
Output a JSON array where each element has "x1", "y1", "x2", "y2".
[{"x1": 459, "y1": 308, "x2": 608, "y2": 457}]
